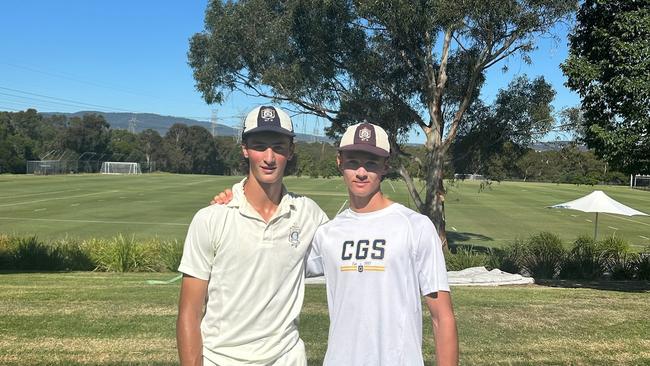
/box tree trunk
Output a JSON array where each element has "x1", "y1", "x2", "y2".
[{"x1": 423, "y1": 144, "x2": 448, "y2": 248}]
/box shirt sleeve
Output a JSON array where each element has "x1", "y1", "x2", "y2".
[
  {"x1": 305, "y1": 228, "x2": 324, "y2": 278},
  {"x1": 414, "y1": 217, "x2": 450, "y2": 295},
  {"x1": 178, "y1": 208, "x2": 215, "y2": 280}
]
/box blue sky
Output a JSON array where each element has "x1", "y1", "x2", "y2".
[{"x1": 0, "y1": 1, "x2": 579, "y2": 142}]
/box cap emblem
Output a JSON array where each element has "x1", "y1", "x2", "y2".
[
  {"x1": 260, "y1": 107, "x2": 276, "y2": 122},
  {"x1": 358, "y1": 127, "x2": 372, "y2": 141}
]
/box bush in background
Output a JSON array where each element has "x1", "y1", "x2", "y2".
[
  {"x1": 445, "y1": 246, "x2": 491, "y2": 271},
  {"x1": 596, "y1": 236, "x2": 636, "y2": 280},
  {"x1": 521, "y1": 232, "x2": 565, "y2": 279},
  {"x1": 0, "y1": 234, "x2": 14, "y2": 270},
  {"x1": 560, "y1": 235, "x2": 603, "y2": 280},
  {"x1": 158, "y1": 239, "x2": 184, "y2": 272},
  {"x1": 12, "y1": 236, "x2": 65, "y2": 271},
  {"x1": 493, "y1": 237, "x2": 528, "y2": 275},
  {"x1": 636, "y1": 253, "x2": 650, "y2": 281},
  {"x1": 90, "y1": 234, "x2": 157, "y2": 272}
]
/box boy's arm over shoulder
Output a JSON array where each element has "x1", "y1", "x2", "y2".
[{"x1": 305, "y1": 225, "x2": 326, "y2": 277}]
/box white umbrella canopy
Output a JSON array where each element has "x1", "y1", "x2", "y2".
[{"x1": 549, "y1": 190, "x2": 648, "y2": 240}]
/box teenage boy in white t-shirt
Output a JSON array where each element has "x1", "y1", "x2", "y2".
[
  {"x1": 306, "y1": 122, "x2": 458, "y2": 365},
  {"x1": 176, "y1": 106, "x2": 328, "y2": 366}
]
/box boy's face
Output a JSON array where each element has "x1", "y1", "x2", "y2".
[
  {"x1": 242, "y1": 132, "x2": 294, "y2": 185},
  {"x1": 337, "y1": 150, "x2": 387, "y2": 199}
]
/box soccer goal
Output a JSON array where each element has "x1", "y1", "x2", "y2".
[
  {"x1": 27, "y1": 160, "x2": 75, "y2": 175},
  {"x1": 631, "y1": 174, "x2": 650, "y2": 190},
  {"x1": 100, "y1": 162, "x2": 142, "y2": 175}
]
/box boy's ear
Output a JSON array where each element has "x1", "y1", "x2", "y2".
[{"x1": 241, "y1": 144, "x2": 248, "y2": 159}]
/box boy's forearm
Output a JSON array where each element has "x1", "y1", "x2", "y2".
[
  {"x1": 433, "y1": 314, "x2": 459, "y2": 366},
  {"x1": 177, "y1": 314, "x2": 203, "y2": 366}
]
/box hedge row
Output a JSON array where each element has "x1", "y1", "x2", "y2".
[
  {"x1": 445, "y1": 232, "x2": 650, "y2": 281},
  {"x1": 2, "y1": 232, "x2": 649, "y2": 281},
  {"x1": 0, "y1": 234, "x2": 183, "y2": 272}
]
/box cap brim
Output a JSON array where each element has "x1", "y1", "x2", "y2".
[
  {"x1": 338, "y1": 144, "x2": 389, "y2": 157},
  {"x1": 242, "y1": 125, "x2": 295, "y2": 137}
]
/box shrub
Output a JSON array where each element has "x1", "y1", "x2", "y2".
[
  {"x1": 51, "y1": 237, "x2": 95, "y2": 271},
  {"x1": 636, "y1": 253, "x2": 650, "y2": 281},
  {"x1": 596, "y1": 236, "x2": 635, "y2": 279},
  {"x1": 91, "y1": 234, "x2": 156, "y2": 272},
  {"x1": 0, "y1": 234, "x2": 15, "y2": 270},
  {"x1": 495, "y1": 237, "x2": 528, "y2": 275},
  {"x1": 445, "y1": 246, "x2": 490, "y2": 271},
  {"x1": 560, "y1": 235, "x2": 603, "y2": 280},
  {"x1": 522, "y1": 232, "x2": 565, "y2": 279},
  {"x1": 12, "y1": 236, "x2": 64, "y2": 271},
  {"x1": 158, "y1": 239, "x2": 184, "y2": 272}
]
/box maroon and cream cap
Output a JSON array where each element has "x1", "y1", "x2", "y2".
[
  {"x1": 242, "y1": 105, "x2": 295, "y2": 138},
  {"x1": 338, "y1": 122, "x2": 390, "y2": 157}
]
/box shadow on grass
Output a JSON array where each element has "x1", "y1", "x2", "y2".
[
  {"x1": 447, "y1": 231, "x2": 493, "y2": 246},
  {"x1": 535, "y1": 279, "x2": 650, "y2": 293}
]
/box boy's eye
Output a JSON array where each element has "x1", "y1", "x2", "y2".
[
  {"x1": 342, "y1": 160, "x2": 361, "y2": 170},
  {"x1": 249, "y1": 143, "x2": 289, "y2": 154},
  {"x1": 364, "y1": 161, "x2": 379, "y2": 170},
  {"x1": 250, "y1": 144, "x2": 268, "y2": 151},
  {"x1": 342, "y1": 160, "x2": 381, "y2": 171}
]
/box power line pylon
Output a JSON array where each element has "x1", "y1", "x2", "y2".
[
  {"x1": 211, "y1": 109, "x2": 218, "y2": 137},
  {"x1": 128, "y1": 115, "x2": 138, "y2": 133}
]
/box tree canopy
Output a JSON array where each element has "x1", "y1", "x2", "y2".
[
  {"x1": 562, "y1": 0, "x2": 650, "y2": 175},
  {"x1": 188, "y1": 0, "x2": 575, "y2": 243}
]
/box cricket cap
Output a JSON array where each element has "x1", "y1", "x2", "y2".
[
  {"x1": 338, "y1": 122, "x2": 390, "y2": 157},
  {"x1": 242, "y1": 106, "x2": 295, "y2": 138}
]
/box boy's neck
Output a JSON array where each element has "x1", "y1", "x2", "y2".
[
  {"x1": 243, "y1": 175, "x2": 284, "y2": 222},
  {"x1": 349, "y1": 190, "x2": 392, "y2": 214}
]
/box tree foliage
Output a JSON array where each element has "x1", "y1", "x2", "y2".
[
  {"x1": 562, "y1": 0, "x2": 650, "y2": 174},
  {"x1": 452, "y1": 75, "x2": 556, "y2": 177},
  {"x1": 189, "y1": 0, "x2": 575, "y2": 243}
]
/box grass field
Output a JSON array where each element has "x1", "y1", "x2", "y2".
[
  {"x1": 0, "y1": 273, "x2": 648, "y2": 365},
  {"x1": 1, "y1": 173, "x2": 649, "y2": 249}
]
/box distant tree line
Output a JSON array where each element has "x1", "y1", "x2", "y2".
[{"x1": 0, "y1": 108, "x2": 626, "y2": 185}]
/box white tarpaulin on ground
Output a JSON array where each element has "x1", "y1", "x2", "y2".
[
  {"x1": 446, "y1": 266, "x2": 534, "y2": 286},
  {"x1": 548, "y1": 190, "x2": 648, "y2": 239},
  {"x1": 305, "y1": 267, "x2": 533, "y2": 286}
]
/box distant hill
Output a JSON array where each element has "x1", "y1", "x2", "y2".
[
  {"x1": 531, "y1": 141, "x2": 588, "y2": 152},
  {"x1": 40, "y1": 111, "x2": 333, "y2": 143}
]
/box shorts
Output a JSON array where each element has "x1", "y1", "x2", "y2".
[{"x1": 203, "y1": 339, "x2": 307, "y2": 366}]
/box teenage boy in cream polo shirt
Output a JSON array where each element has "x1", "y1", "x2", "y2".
[{"x1": 176, "y1": 106, "x2": 328, "y2": 366}]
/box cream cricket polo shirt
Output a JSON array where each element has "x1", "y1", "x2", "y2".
[{"x1": 178, "y1": 178, "x2": 328, "y2": 365}]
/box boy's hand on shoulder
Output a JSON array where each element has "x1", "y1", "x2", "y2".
[{"x1": 210, "y1": 189, "x2": 233, "y2": 205}]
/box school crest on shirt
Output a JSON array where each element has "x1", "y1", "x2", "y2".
[{"x1": 288, "y1": 225, "x2": 301, "y2": 247}]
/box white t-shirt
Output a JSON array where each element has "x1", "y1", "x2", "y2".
[
  {"x1": 178, "y1": 179, "x2": 328, "y2": 365},
  {"x1": 306, "y1": 203, "x2": 450, "y2": 366}
]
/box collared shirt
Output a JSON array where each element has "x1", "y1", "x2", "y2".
[{"x1": 178, "y1": 178, "x2": 328, "y2": 365}]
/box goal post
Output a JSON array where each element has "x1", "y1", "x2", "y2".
[
  {"x1": 100, "y1": 162, "x2": 142, "y2": 175},
  {"x1": 632, "y1": 174, "x2": 650, "y2": 189}
]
